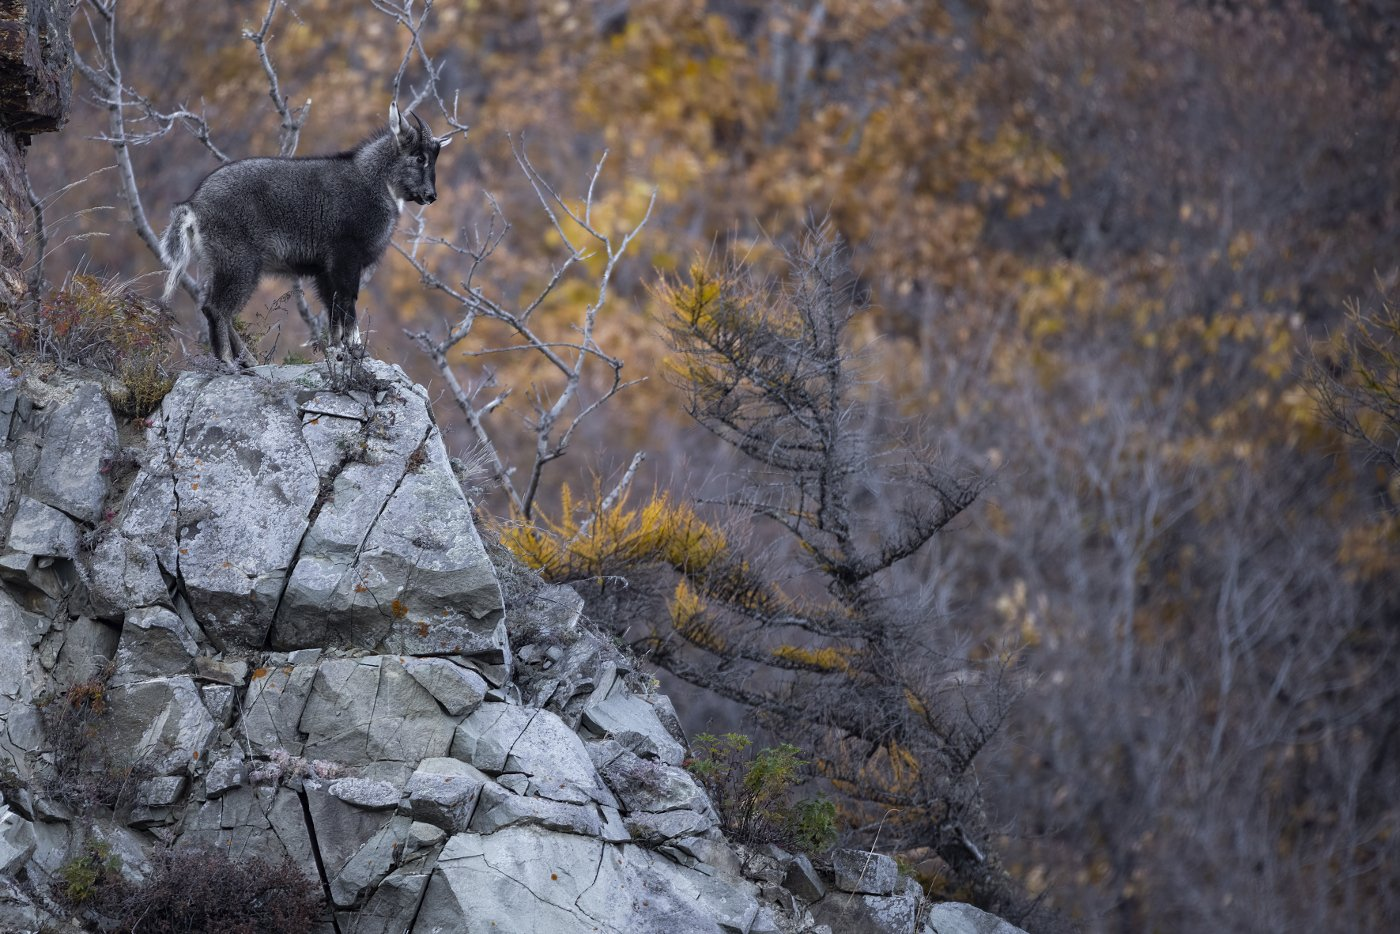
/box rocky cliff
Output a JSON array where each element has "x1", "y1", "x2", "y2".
[{"x1": 0, "y1": 360, "x2": 1027, "y2": 934}]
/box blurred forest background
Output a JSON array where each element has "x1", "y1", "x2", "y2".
[{"x1": 23, "y1": 0, "x2": 1400, "y2": 931}]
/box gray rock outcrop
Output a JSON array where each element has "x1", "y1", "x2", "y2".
[{"x1": 0, "y1": 361, "x2": 1029, "y2": 934}]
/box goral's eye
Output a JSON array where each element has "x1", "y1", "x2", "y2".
[{"x1": 417, "y1": 153, "x2": 428, "y2": 166}]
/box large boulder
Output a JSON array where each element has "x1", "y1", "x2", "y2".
[
  {"x1": 5, "y1": 495, "x2": 80, "y2": 559},
  {"x1": 26, "y1": 381, "x2": 116, "y2": 525},
  {"x1": 110, "y1": 606, "x2": 197, "y2": 685},
  {"x1": 414, "y1": 825, "x2": 766, "y2": 934},
  {"x1": 121, "y1": 373, "x2": 320, "y2": 646},
  {"x1": 115, "y1": 363, "x2": 505, "y2": 656},
  {"x1": 267, "y1": 366, "x2": 505, "y2": 659},
  {"x1": 405, "y1": 757, "x2": 489, "y2": 832},
  {"x1": 921, "y1": 903, "x2": 1032, "y2": 934},
  {"x1": 451, "y1": 703, "x2": 614, "y2": 806},
  {"x1": 100, "y1": 675, "x2": 219, "y2": 775},
  {"x1": 831, "y1": 847, "x2": 901, "y2": 895},
  {"x1": 581, "y1": 689, "x2": 688, "y2": 766}
]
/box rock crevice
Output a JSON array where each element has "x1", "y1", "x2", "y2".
[{"x1": 0, "y1": 361, "x2": 1027, "y2": 934}]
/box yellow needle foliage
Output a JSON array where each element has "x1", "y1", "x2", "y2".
[{"x1": 495, "y1": 483, "x2": 730, "y2": 583}]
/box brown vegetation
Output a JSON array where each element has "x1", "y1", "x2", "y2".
[
  {"x1": 60, "y1": 844, "x2": 324, "y2": 934},
  {"x1": 26, "y1": 1, "x2": 1400, "y2": 931}
]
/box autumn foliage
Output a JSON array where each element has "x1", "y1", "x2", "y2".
[{"x1": 31, "y1": 1, "x2": 1400, "y2": 931}]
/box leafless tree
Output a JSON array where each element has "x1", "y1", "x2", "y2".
[
  {"x1": 74, "y1": 0, "x2": 320, "y2": 335},
  {"x1": 905, "y1": 256, "x2": 1400, "y2": 932},
  {"x1": 69, "y1": 0, "x2": 650, "y2": 517},
  {"x1": 399, "y1": 141, "x2": 653, "y2": 519}
]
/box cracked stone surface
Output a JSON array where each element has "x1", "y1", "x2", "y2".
[
  {"x1": 0, "y1": 805, "x2": 36, "y2": 875},
  {"x1": 5, "y1": 496, "x2": 80, "y2": 559},
  {"x1": 101, "y1": 675, "x2": 218, "y2": 775},
  {"x1": 452, "y1": 703, "x2": 614, "y2": 807},
  {"x1": 204, "y1": 752, "x2": 244, "y2": 798},
  {"x1": 135, "y1": 775, "x2": 186, "y2": 808},
  {"x1": 406, "y1": 757, "x2": 489, "y2": 833},
  {"x1": 241, "y1": 657, "x2": 320, "y2": 756},
  {"x1": 268, "y1": 362, "x2": 506, "y2": 660},
  {"x1": 831, "y1": 848, "x2": 900, "y2": 896},
  {"x1": 111, "y1": 606, "x2": 197, "y2": 686},
  {"x1": 592, "y1": 740, "x2": 711, "y2": 815},
  {"x1": 402, "y1": 656, "x2": 487, "y2": 716},
  {"x1": 467, "y1": 782, "x2": 603, "y2": 837},
  {"x1": 416, "y1": 825, "x2": 765, "y2": 934},
  {"x1": 82, "y1": 532, "x2": 168, "y2": 617},
  {"x1": 0, "y1": 591, "x2": 44, "y2": 723},
  {"x1": 342, "y1": 852, "x2": 440, "y2": 934},
  {"x1": 0, "y1": 362, "x2": 1028, "y2": 934},
  {"x1": 193, "y1": 655, "x2": 247, "y2": 685},
  {"x1": 784, "y1": 853, "x2": 825, "y2": 903},
  {"x1": 920, "y1": 902, "x2": 1030, "y2": 934},
  {"x1": 49, "y1": 616, "x2": 118, "y2": 690},
  {"x1": 333, "y1": 813, "x2": 416, "y2": 908},
  {"x1": 305, "y1": 779, "x2": 417, "y2": 908},
  {"x1": 137, "y1": 372, "x2": 320, "y2": 646},
  {"x1": 299, "y1": 656, "x2": 456, "y2": 765},
  {"x1": 330, "y1": 777, "x2": 402, "y2": 811},
  {"x1": 581, "y1": 690, "x2": 688, "y2": 766},
  {"x1": 179, "y1": 786, "x2": 316, "y2": 868},
  {"x1": 27, "y1": 381, "x2": 116, "y2": 525},
  {"x1": 812, "y1": 888, "x2": 920, "y2": 934},
  {"x1": 622, "y1": 808, "x2": 717, "y2": 846}
]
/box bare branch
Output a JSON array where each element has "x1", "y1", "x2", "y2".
[{"x1": 243, "y1": 0, "x2": 311, "y2": 156}]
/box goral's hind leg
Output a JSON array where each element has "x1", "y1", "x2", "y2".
[
  {"x1": 202, "y1": 262, "x2": 260, "y2": 367},
  {"x1": 201, "y1": 306, "x2": 230, "y2": 365}
]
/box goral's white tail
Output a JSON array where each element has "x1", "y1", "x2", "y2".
[{"x1": 160, "y1": 205, "x2": 199, "y2": 300}]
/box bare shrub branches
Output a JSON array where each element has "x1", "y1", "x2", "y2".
[
  {"x1": 244, "y1": 0, "x2": 312, "y2": 157},
  {"x1": 401, "y1": 140, "x2": 654, "y2": 518},
  {"x1": 74, "y1": 0, "x2": 322, "y2": 336},
  {"x1": 372, "y1": 0, "x2": 470, "y2": 138}
]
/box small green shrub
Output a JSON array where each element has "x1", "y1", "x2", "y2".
[
  {"x1": 792, "y1": 795, "x2": 839, "y2": 853},
  {"x1": 687, "y1": 732, "x2": 838, "y2": 854},
  {"x1": 59, "y1": 840, "x2": 122, "y2": 905}
]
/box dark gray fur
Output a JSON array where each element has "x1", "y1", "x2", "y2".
[{"x1": 161, "y1": 103, "x2": 448, "y2": 364}]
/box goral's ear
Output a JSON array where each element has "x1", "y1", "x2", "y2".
[
  {"x1": 389, "y1": 101, "x2": 409, "y2": 148},
  {"x1": 436, "y1": 135, "x2": 452, "y2": 149}
]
